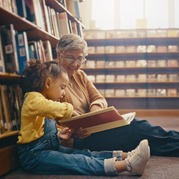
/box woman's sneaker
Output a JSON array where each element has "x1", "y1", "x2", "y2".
[{"x1": 125, "y1": 139, "x2": 150, "y2": 175}]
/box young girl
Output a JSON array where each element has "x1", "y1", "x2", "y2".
[{"x1": 17, "y1": 60, "x2": 150, "y2": 176}]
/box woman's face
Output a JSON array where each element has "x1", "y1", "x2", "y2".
[{"x1": 58, "y1": 49, "x2": 85, "y2": 77}]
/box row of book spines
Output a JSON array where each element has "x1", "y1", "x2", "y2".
[
  {"x1": 82, "y1": 59, "x2": 179, "y2": 68},
  {"x1": 87, "y1": 45, "x2": 179, "y2": 54},
  {"x1": 98, "y1": 88, "x2": 179, "y2": 98},
  {"x1": 0, "y1": 0, "x2": 82, "y2": 38},
  {"x1": 0, "y1": 84, "x2": 22, "y2": 135},
  {"x1": 88, "y1": 74, "x2": 179, "y2": 83},
  {"x1": 83, "y1": 29, "x2": 179, "y2": 39},
  {"x1": 0, "y1": 24, "x2": 54, "y2": 74}
]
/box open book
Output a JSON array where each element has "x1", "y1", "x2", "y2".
[{"x1": 58, "y1": 106, "x2": 136, "y2": 134}]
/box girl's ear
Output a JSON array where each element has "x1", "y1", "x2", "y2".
[{"x1": 45, "y1": 77, "x2": 52, "y2": 89}]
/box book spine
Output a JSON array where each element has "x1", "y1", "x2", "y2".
[
  {"x1": 0, "y1": 33, "x2": 5, "y2": 73},
  {"x1": 16, "y1": 0, "x2": 27, "y2": 17},
  {"x1": 15, "y1": 31, "x2": 30, "y2": 74},
  {"x1": 0, "y1": 85, "x2": 13, "y2": 132},
  {"x1": 0, "y1": 24, "x2": 19, "y2": 73},
  {"x1": 74, "y1": 0, "x2": 80, "y2": 19}
]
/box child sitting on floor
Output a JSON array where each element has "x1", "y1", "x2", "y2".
[{"x1": 17, "y1": 60, "x2": 150, "y2": 176}]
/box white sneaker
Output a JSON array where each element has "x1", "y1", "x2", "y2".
[{"x1": 125, "y1": 139, "x2": 150, "y2": 175}]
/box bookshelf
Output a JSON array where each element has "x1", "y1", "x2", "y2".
[
  {"x1": 83, "y1": 29, "x2": 179, "y2": 109},
  {"x1": 0, "y1": 0, "x2": 84, "y2": 176}
]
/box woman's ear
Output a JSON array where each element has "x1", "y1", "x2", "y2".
[{"x1": 45, "y1": 77, "x2": 52, "y2": 89}]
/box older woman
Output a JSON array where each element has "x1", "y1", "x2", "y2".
[{"x1": 57, "y1": 34, "x2": 179, "y2": 157}]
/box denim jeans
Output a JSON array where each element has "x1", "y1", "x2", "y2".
[
  {"x1": 17, "y1": 118, "x2": 122, "y2": 175},
  {"x1": 74, "y1": 118, "x2": 179, "y2": 157}
]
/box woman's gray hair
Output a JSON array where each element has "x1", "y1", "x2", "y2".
[{"x1": 57, "y1": 34, "x2": 88, "y2": 56}]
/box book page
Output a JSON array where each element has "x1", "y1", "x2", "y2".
[{"x1": 59, "y1": 107, "x2": 136, "y2": 134}]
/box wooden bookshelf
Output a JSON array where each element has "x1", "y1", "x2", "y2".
[
  {"x1": 83, "y1": 29, "x2": 179, "y2": 109},
  {"x1": 0, "y1": 0, "x2": 84, "y2": 176}
]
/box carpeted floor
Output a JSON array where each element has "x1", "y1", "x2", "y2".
[
  {"x1": 2, "y1": 156, "x2": 179, "y2": 179},
  {"x1": 2, "y1": 115, "x2": 179, "y2": 179}
]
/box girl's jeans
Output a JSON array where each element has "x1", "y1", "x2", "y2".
[{"x1": 17, "y1": 118, "x2": 122, "y2": 175}]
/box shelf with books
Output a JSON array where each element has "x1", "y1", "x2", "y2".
[
  {"x1": 0, "y1": 73, "x2": 23, "y2": 84},
  {"x1": 0, "y1": 0, "x2": 84, "y2": 47},
  {"x1": 0, "y1": 131, "x2": 19, "y2": 140},
  {"x1": 0, "y1": 0, "x2": 84, "y2": 175},
  {"x1": 0, "y1": 7, "x2": 58, "y2": 47},
  {"x1": 83, "y1": 29, "x2": 179, "y2": 109},
  {"x1": 106, "y1": 96, "x2": 179, "y2": 109}
]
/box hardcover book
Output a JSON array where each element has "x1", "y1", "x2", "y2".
[
  {"x1": 15, "y1": 31, "x2": 29, "y2": 74},
  {"x1": 58, "y1": 106, "x2": 136, "y2": 134},
  {"x1": 0, "y1": 24, "x2": 19, "y2": 73}
]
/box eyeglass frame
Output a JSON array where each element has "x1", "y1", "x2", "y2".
[{"x1": 60, "y1": 53, "x2": 87, "y2": 65}]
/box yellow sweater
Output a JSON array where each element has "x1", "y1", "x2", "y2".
[{"x1": 17, "y1": 92, "x2": 73, "y2": 144}]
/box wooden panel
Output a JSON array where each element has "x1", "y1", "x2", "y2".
[{"x1": 0, "y1": 145, "x2": 19, "y2": 176}]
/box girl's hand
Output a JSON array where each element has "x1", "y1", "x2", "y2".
[{"x1": 58, "y1": 127, "x2": 72, "y2": 140}]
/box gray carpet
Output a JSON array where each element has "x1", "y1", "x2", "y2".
[
  {"x1": 2, "y1": 115, "x2": 179, "y2": 179},
  {"x1": 2, "y1": 157, "x2": 179, "y2": 179}
]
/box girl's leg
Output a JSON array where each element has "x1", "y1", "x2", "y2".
[
  {"x1": 74, "y1": 118, "x2": 179, "y2": 156},
  {"x1": 58, "y1": 144, "x2": 124, "y2": 160},
  {"x1": 27, "y1": 139, "x2": 150, "y2": 176}
]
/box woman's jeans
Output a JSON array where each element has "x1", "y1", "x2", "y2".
[
  {"x1": 17, "y1": 119, "x2": 122, "y2": 175},
  {"x1": 74, "y1": 118, "x2": 179, "y2": 157}
]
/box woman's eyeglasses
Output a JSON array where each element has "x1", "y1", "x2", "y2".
[{"x1": 61, "y1": 54, "x2": 86, "y2": 64}]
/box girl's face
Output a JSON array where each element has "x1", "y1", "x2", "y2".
[
  {"x1": 59, "y1": 49, "x2": 85, "y2": 78},
  {"x1": 43, "y1": 72, "x2": 69, "y2": 102}
]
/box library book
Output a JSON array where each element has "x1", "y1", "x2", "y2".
[{"x1": 58, "y1": 106, "x2": 136, "y2": 134}]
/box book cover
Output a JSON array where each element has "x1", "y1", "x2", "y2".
[
  {"x1": 0, "y1": 33, "x2": 5, "y2": 73},
  {"x1": 0, "y1": 24, "x2": 19, "y2": 73},
  {"x1": 0, "y1": 86, "x2": 6, "y2": 134},
  {"x1": 15, "y1": 31, "x2": 30, "y2": 74},
  {"x1": 25, "y1": 0, "x2": 45, "y2": 30},
  {"x1": 0, "y1": 85, "x2": 13, "y2": 132},
  {"x1": 40, "y1": 0, "x2": 51, "y2": 33},
  {"x1": 58, "y1": 106, "x2": 136, "y2": 134},
  {"x1": 16, "y1": 0, "x2": 27, "y2": 18},
  {"x1": 66, "y1": 0, "x2": 81, "y2": 19},
  {"x1": 43, "y1": 40, "x2": 53, "y2": 61},
  {"x1": 56, "y1": 12, "x2": 70, "y2": 37},
  {"x1": 28, "y1": 41, "x2": 40, "y2": 60}
]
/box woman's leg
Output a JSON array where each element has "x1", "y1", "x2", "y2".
[{"x1": 74, "y1": 118, "x2": 179, "y2": 157}]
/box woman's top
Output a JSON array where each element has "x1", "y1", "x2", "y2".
[
  {"x1": 61, "y1": 69, "x2": 108, "y2": 114},
  {"x1": 17, "y1": 92, "x2": 73, "y2": 144}
]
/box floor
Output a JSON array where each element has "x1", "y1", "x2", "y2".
[{"x1": 2, "y1": 113, "x2": 179, "y2": 179}]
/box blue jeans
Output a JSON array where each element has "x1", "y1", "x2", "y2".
[
  {"x1": 17, "y1": 119, "x2": 122, "y2": 175},
  {"x1": 74, "y1": 118, "x2": 179, "y2": 157}
]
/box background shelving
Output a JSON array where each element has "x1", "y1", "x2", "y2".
[{"x1": 83, "y1": 29, "x2": 179, "y2": 109}]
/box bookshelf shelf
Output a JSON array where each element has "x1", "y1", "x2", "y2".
[
  {"x1": 86, "y1": 37, "x2": 179, "y2": 46},
  {"x1": 0, "y1": 131, "x2": 18, "y2": 139},
  {"x1": 86, "y1": 52, "x2": 179, "y2": 60},
  {"x1": 0, "y1": 0, "x2": 84, "y2": 175},
  {"x1": 0, "y1": 7, "x2": 59, "y2": 47},
  {"x1": 83, "y1": 29, "x2": 179, "y2": 109},
  {"x1": 0, "y1": 73, "x2": 23, "y2": 84},
  {"x1": 83, "y1": 67, "x2": 179, "y2": 74},
  {"x1": 46, "y1": 0, "x2": 84, "y2": 28}
]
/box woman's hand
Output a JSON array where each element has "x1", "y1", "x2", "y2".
[
  {"x1": 90, "y1": 104, "x2": 102, "y2": 112},
  {"x1": 72, "y1": 127, "x2": 91, "y2": 139},
  {"x1": 58, "y1": 127, "x2": 72, "y2": 140},
  {"x1": 72, "y1": 110, "x2": 80, "y2": 117}
]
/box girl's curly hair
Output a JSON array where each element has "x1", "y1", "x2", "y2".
[{"x1": 22, "y1": 60, "x2": 67, "y2": 94}]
